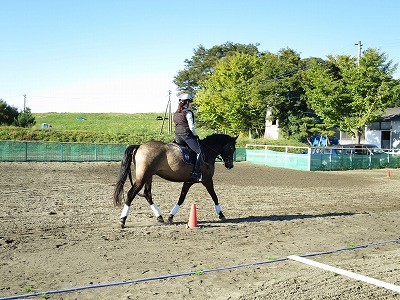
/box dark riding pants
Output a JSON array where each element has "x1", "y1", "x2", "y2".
[
  {"x1": 174, "y1": 134, "x2": 201, "y2": 155},
  {"x1": 174, "y1": 134, "x2": 202, "y2": 178}
]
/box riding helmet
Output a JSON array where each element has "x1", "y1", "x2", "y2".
[{"x1": 178, "y1": 93, "x2": 193, "y2": 103}]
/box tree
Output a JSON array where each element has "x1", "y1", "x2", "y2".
[
  {"x1": 256, "y1": 48, "x2": 308, "y2": 139},
  {"x1": 174, "y1": 42, "x2": 260, "y2": 94},
  {"x1": 304, "y1": 48, "x2": 400, "y2": 143},
  {"x1": 17, "y1": 108, "x2": 36, "y2": 128},
  {"x1": 300, "y1": 115, "x2": 336, "y2": 146},
  {"x1": 195, "y1": 52, "x2": 264, "y2": 135},
  {"x1": 0, "y1": 99, "x2": 19, "y2": 125},
  {"x1": 0, "y1": 99, "x2": 36, "y2": 128}
]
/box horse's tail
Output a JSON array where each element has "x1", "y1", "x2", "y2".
[{"x1": 113, "y1": 144, "x2": 140, "y2": 207}]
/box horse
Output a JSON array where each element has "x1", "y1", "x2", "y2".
[{"x1": 113, "y1": 134, "x2": 237, "y2": 228}]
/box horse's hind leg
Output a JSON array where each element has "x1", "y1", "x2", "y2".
[
  {"x1": 143, "y1": 178, "x2": 164, "y2": 223},
  {"x1": 120, "y1": 181, "x2": 144, "y2": 228},
  {"x1": 168, "y1": 182, "x2": 195, "y2": 224}
]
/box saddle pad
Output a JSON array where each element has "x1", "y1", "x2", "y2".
[{"x1": 170, "y1": 143, "x2": 196, "y2": 165}]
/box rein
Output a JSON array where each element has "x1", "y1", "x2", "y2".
[{"x1": 201, "y1": 142, "x2": 223, "y2": 162}]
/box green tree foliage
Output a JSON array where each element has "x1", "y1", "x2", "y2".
[
  {"x1": 300, "y1": 116, "x2": 336, "y2": 146},
  {"x1": 174, "y1": 42, "x2": 260, "y2": 94},
  {"x1": 0, "y1": 99, "x2": 19, "y2": 125},
  {"x1": 195, "y1": 52, "x2": 264, "y2": 135},
  {"x1": 0, "y1": 99, "x2": 36, "y2": 128},
  {"x1": 17, "y1": 108, "x2": 36, "y2": 128},
  {"x1": 304, "y1": 48, "x2": 400, "y2": 143},
  {"x1": 256, "y1": 48, "x2": 308, "y2": 139}
]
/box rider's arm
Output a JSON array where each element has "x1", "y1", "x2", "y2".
[{"x1": 186, "y1": 111, "x2": 198, "y2": 136}]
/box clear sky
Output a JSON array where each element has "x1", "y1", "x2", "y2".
[{"x1": 1, "y1": 0, "x2": 399, "y2": 113}]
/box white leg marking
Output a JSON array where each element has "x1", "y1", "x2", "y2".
[
  {"x1": 215, "y1": 204, "x2": 222, "y2": 214},
  {"x1": 150, "y1": 204, "x2": 162, "y2": 217},
  {"x1": 120, "y1": 204, "x2": 131, "y2": 218},
  {"x1": 170, "y1": 204, "x2": 180, "y2": 216}
]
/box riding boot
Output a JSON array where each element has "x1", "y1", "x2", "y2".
[{"x1": 191, "y1": 154, "x2": 202, "y2": 180}]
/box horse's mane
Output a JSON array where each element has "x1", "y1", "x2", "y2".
[{"x1": 201, "y1": 133, "x2": 233, "y2": 145}]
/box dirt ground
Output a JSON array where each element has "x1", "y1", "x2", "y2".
[{"x1": 0, "y1": 161, "x2": 399, "y2": 299}]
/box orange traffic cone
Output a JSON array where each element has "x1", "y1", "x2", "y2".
[
  {"x1": 387, "y1": 170, "x2": 391, "y2": 178},
  {"x1": 187, "y1": 203, "x2": 200, "y2": 229}
]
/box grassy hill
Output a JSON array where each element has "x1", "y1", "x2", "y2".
[
  {"x1": 33, "y1": 112, "x2": 168, "y2": 134},
  {"x1": 0, "y1": 113, "x2": 214, "y2": 144},
  {"x1": 1, "y1": 113, "x2": 305, "y2": 147}
]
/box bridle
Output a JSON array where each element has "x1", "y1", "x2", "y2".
[{"x1": 201, "y1": 141, "x2": 233, "y2": 166}]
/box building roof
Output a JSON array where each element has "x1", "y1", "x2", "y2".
[{"x1": 379, "y1": 107, "x2": 400, "y2": 121}]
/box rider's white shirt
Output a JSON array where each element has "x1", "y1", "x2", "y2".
[{"x1": 186, "y1": 111, "x2": 198, "y2": 136}]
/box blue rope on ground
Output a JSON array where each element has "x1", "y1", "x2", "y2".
[{"x1": 1, "y1": 239, "x2": 399, "y2": 300}]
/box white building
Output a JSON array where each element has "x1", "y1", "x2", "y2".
[
  {"x1": 263, "y1": 109, "x2": 279, "y2": 140},
  {"x1": 263, "y1": 107, "x2": 400, "y2": 150},
  {"x1": 365, "y1": 107, "x2": 400, "y2": 149}
]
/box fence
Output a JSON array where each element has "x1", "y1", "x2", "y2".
[
  {"x1": 2, "y1": 141, "x2": 398, "y2": 171},
  {"x1": 0, "y1": 141, "x2": 127, "y2": 162},
  {"x1": 245, "y1": 145, "x2": 310, "y2": 171},
  {"x1": 245, "y1": 144, "x2": 400, "y2": 171},
  {"x1": 0, "y1": 141, "x2": 247, "y2": 163}
]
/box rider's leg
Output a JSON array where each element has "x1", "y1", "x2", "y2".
[
  {"x1": 185, "y1": 137, "x2": 202, "y2": 179},
  {"x1": 192, "y1": 153, "x2": 202, "y2": 179}
]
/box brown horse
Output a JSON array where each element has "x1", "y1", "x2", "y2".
[{"x1": 113, "y1": 134, "x2": 237, "y2": 228}]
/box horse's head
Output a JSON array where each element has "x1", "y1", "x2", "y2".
[
  {"x1": 202, "y1": 134, "x2": 238, "y2": 169},
  {"x1": 220, "y1": 135, "x2": 238, "y2": 169}
]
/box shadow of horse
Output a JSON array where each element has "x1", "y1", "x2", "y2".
[
  {"x1": 123, "y1": 212, "x2": 358, "y2": 228},
  {"x1": 201, "y1": 212, "x2": 357, "y2": 226}
]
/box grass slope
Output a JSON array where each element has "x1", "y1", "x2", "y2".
[{"x1": 33, "y1": 112, "x2": 167, "y2": 134}]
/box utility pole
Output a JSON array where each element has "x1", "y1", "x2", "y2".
[
  {"x1": 160, "y1": 90, "x2": 172, "y2": 134},
  {"x1": 355, "y1": 41, "x2": 363, "y2": 66},
  {"x1": 168, "y1": 90, "x2": 172, "y2": 134},
  {"x1": 23, "y1": 94, "x2": 26, "y2": 111}
]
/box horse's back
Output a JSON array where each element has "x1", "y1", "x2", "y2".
[
  {"x1": 131, "y1": 140, "x2": 191, "y2": 181},
  {"x1": 134, "y1": 141, "x2": 182, "y2": 166},
  {"x1": 135, "y1": 141, "x2": 168, "y2": 159}
]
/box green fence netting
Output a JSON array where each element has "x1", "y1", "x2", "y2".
[
  {"x1": 0, "y1": 141, "x2": 127, "y2": 162},
  {"x1": 245, "y1": 147, "x2": 400, "y2": 171},
  {"x1": 3, "y1": 141, "x2": 397, "y2": 170},
  {"x1": 0, "y1": 141, "x2": 247, "y2": 163},
  {"x1": 309, "y1": 152, "x2": 400, "y2": 170}
]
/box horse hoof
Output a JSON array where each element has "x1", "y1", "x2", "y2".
[
  {"x1": 167, "y1": 215, "x2": 174, "y2": 224},
  {"x1": 157, "y1": 216, "x2": 165, "y2": 223},
  {"x1": 120, "y1": 217, "x2": 127, "y2": 228},
  {"x1": 218, "y1": 212, "x2": 226, "y2": 221}
]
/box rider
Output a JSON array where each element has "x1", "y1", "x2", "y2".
[{"x1": 173, "y1": 93, "x2": 202, "y2": 180}]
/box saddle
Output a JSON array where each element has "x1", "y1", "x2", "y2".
[{"x1": 170, "y1": 142, "x2": 197, "y2": 165}]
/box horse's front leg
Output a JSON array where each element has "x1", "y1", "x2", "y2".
[
  {"x1": 168, "y1": 182, "x2": 195, "y2": 224},
  {"x1": 203, "y1": 180, "x2": 225, "y2": 221},
  {"x1": 143, "y1": 178, "x2": 164, "y2": 223}
]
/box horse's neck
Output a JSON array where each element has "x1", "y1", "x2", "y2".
[{"x1": 202, "y1": 142, "x2": 220, "y2": 161}]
